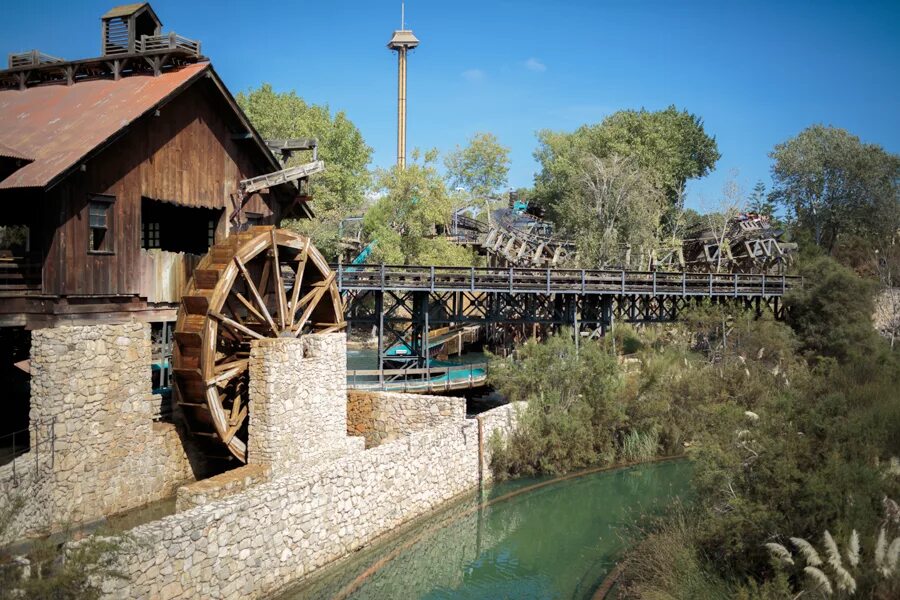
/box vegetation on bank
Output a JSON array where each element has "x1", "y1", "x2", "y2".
[
  {"x1": 0, "y1": 501, "x2": 132, "y2": 600},
  {"x1": 487, "y1": 257, "x2": 900, "y2": 597}
]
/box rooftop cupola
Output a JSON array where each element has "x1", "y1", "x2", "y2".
[{"x1": 101, "y1": 3, "x2": 162, "y2": 55}]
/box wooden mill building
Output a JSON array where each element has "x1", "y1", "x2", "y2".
[{"x1": 0, "y1": 3, "x2": 319, "y2": 439}]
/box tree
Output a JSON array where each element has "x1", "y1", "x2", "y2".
[
  {"x1": 236, "y1": 84, "x2": 372, "y2": 259},
  {"x1": 364, "y1": 149, "x2": 477, "y2": 266},
  {"x1": 533, "y1": 105, "x2": 720, "y2": 220},
  {"x1": 747, "y1": 180, "x2": 776, "y2": 218},
  {"x1": 560, "y1": 154, "x2": 666, "y2": 268},
  {"x1": 444, "y1": 132, "x2": 511, "y2": 220},
  {"x1": 769, "y1": 125, "x2": 900, "y2": 253},
  {"x1": 702, "y1": 173, "x2": 746, "y2": 273}
]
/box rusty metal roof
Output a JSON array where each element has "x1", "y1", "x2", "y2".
[
  {"x1": 102, "y1": 3, "x2": 150, "y2": 19},
  {"x1": 0, "y1": 142, "x2": 31, "y2": 161},
  {"x1": 0, "y1": 62, "x2": 209, "y2": 189}
]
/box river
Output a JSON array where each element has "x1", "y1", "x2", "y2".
[{"x1": 275, "y1": 459, "x2": 691, "y2": 600}]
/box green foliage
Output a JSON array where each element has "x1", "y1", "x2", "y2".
[
  {"x1": 770, "y1": 125, "x2": 900, "y2": 253},
  {"x1": 488, "y1": 332, "x2": 624, "y2": 477},
  {"x1": 786, "y1": 256, "x2": 882, "y2": 363},
  {"x1": 619, "y1": 510, "x2": 738, "y2": 600},
  {"x1": 555, "y1": 154, "x2": 667, "y2": 268},
  {"x1": 0, "y1": 498, "x2": 132, "y2": 600},
  {"x1": 620, "y1": 429, "x2": 660, "y2": 463},
  {"x1": 364, "y1": 151, "x2": 478, "y2": 266},
  {"x1": 533, "y1": 105, "x2": 720, "y2": 217},
  {"x1": 236, "y1": 84, "x2": 372, "y2": 259},
  {"x1": 747, "y1": 180, "x2": 777, "y2": 220},
  {"x1": 444, "y1": 132, "x2": 510, "y2": 198}
]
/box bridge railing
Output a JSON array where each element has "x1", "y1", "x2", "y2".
[
  {"x1": 335, "y1": 264, "x2": 801, "y2": 297},
  {"x1": 347, "y1": 362, "x2": 489, "y2": 393}
]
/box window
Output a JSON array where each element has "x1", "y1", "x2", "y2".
[
  {"x1": 140, "y1": 197, "x2": 222, "y2": 255},
  {"x1": 88, "y1": 195, "x2": 115, "y2": 253},
  {"x1": 143, "y1": 221, "x2": 161, "y2": 249}
]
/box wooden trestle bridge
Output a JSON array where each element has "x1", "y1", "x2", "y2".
[
  {"x1": 170, "y1": 228, "x2": 800, "y2": 463},
  {"x1": 338, "y1": 263, "x2": 801, "y2": 386}
]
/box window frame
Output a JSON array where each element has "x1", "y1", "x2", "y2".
[{"x1": 87, "y1": 194, "x2": 115, "y2": 255}]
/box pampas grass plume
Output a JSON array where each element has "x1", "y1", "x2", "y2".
[
  {"x1": 833, "y1": 564, "x2": 856, "y2": 594},
  {"x1": 764, "y1": 542, "x2": 794, "y2": 566},
  {"x1": 888, "y1": 536, "x2": 900, "y2": 574},
  {"x1": 846, "y1": 529, "x2": 860, "y2": 567},
  {"x1": 792, "y1": 537, "x2": 823, "y2": 567},
  {"x1": 804, "y1": 566, "x2": 833, "y2": 595},
  {"x1": 824, "y1": 530, "x2": 842, "y2": 570},
  {"x1": 875, "y1": 528, "x2": 887, "y2": 570}
]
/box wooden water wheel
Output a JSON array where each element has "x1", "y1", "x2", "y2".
[{"x1": 173, "y1": 227, "x2": 344, "y2": 462}]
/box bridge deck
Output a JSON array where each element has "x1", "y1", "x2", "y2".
[{"x1": 337, "y1": 264, "x2": 800, "y2": 298}]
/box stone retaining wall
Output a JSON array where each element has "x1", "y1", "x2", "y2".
[
  {"x1": 0, "y1": 323, "x2": 200, "y2": 544},
  {"x1": 347, "y1": 390, "x2": 467, "y2": 447},
  {"x1": 104, "y1": 401, "x2": 525, "y2": 599},
  {"x1": 175, "y1": 464, "x2": 271, "y2": 513}
]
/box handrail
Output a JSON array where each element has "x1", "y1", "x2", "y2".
[
  {"x1": 347, "y1": 362, "x2": 488, "y2": 392},
  {"x1": 334, "y1": 263, "x2": 800, "y2": 297}
]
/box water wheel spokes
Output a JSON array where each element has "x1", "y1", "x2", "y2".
[{"x1": 173, "y1": 227, "x2": 344, "y2": 462}]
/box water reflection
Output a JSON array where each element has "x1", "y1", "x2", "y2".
[{"x1": 278, "y1": 460, "x2": 691, "y2": 600}]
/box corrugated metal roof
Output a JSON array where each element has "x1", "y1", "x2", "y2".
[
  {"x1": 102, "y1": 3, "x2": 149, "y2": 19},
  {"x1": 0, "y1": 141, "x2": 31, "y2": 161},
  {"x1": 0, "y1": 62, "x2": 208, "y2": 189}
]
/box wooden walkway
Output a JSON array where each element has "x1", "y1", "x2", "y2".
[{"x1": 337, "y1": 264, "x2": 800, "y2": 299}]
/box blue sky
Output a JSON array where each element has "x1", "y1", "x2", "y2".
[{"x1": 3, "y1": 1, "x2": 898, "y2": 210}]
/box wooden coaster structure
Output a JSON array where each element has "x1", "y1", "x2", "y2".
[{"x1": 173, "y1": 227, "x2": 344, "y2": 462}]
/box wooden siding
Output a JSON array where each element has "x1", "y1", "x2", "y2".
[{"x1": 43, "y1": 78, "x2": 285, "y2": 297}]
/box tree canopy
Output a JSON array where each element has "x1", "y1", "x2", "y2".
[
  {"x1": 533, "y1": 105, "x2": 720, "y2": 219},
  {"x1": 444, "y1": 132, "x2": 511, "y2": 198},
  {"x1": 769, "y1": 125, "x2": 900, "y2": 253},
  {"x1": 236, "y1": 84, "x2": 372, "y2": 259},
  {"x1": 558, "y1": 154, "x2": 666, "y2": 267},
  {"x1": 364, "y1": 150, "x2": 477, "y2": 266}
]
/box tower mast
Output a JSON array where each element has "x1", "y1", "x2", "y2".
[{"x1": 387, "y1": 3, "x2": 419, "y2": 169}]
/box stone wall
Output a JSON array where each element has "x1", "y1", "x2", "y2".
[
  {"x1": 248, "y1": 335, "x2": 363, "y2": 474},
  {"x1": 476, "y1": 402, "x2": 523, "y2": 481},
  {"x1": 0, "y1": 322, "x2": 200, "y2": 544},
  {"x1": 347, "y1": 390, "x2": 467, "y2": 447},
  {"x1": 105, "y1": 414, "x2": 485, "y2": 598},
  {"x1": 175, "y1": 464, "x2": 271, "y2": 513}
]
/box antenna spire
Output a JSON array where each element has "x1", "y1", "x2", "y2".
[{"x1": 401, "y1": 1, "x2": 405, "y2": 29}]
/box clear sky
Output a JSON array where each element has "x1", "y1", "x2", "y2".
[{"x1": 2, "y1": 1, "x2": 898, "y2": 210}]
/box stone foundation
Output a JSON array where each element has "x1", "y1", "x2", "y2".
[
  {"x1": 0, "y1": 322, "x2": 201, "y2": 544},
  {"x1": 347, "y1": 390, "x2": 466, "y2": 447},
  {"x1": 104, "y1": 401, "x2": 523, "y2": 599},
  {"x1": 248, "y1": 335, "x2": 363, "y2": 474}
]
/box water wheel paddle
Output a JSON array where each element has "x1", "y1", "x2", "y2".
[{"x1": 173, "y1": 227, "x2": 344, "y2": 462}]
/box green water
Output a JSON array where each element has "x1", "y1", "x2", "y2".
[{"x1": 278, "y1": 459, "x2": 691, "y2": 600}]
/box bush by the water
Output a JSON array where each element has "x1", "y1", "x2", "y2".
[
  {"x1": 616, "y1": 257, "x2": 900, "y2": 598},
  {"x1": 488, "y1": 257, "x2": 900, "y2": 597}
]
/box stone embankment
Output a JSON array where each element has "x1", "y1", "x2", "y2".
[
  {"x1": 0, "y1": 323, "x2": 200, "y2": 545},
  {"x1": 97, "y1": 334, "x2": 521, "y2": 599}
]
